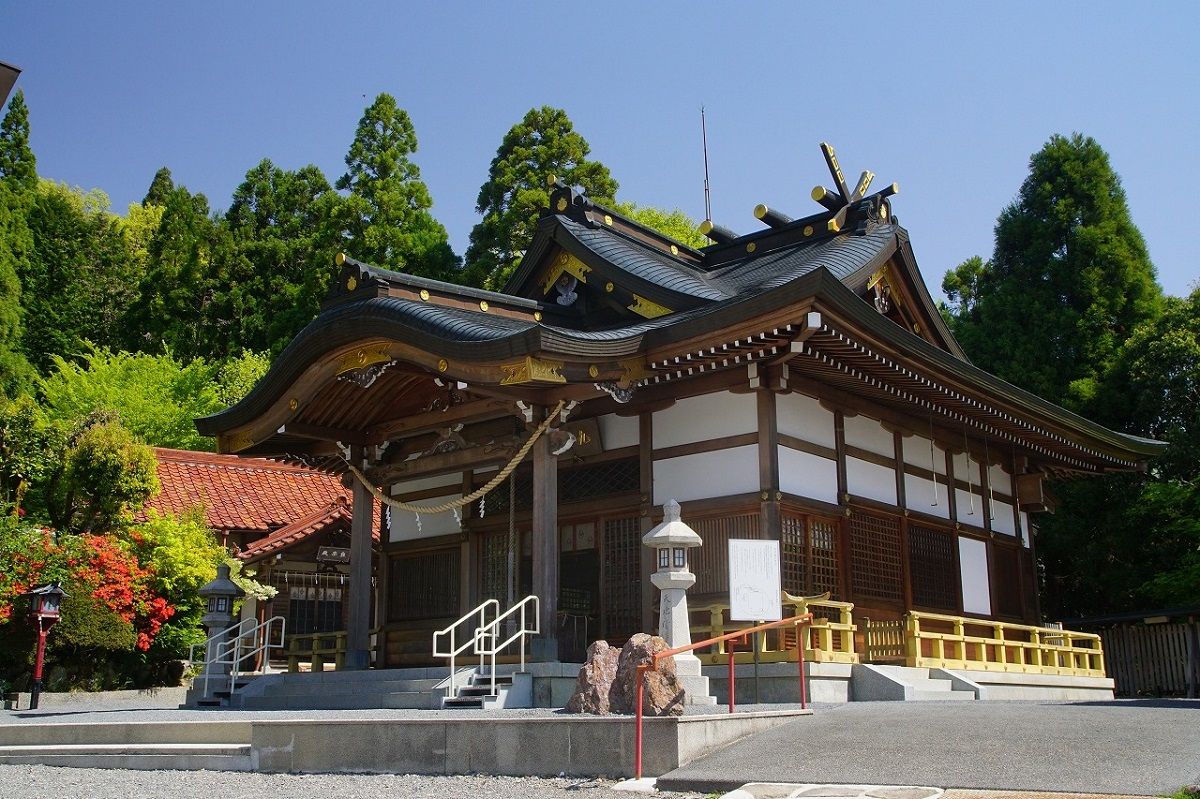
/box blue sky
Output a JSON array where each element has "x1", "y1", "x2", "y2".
[{"x1": 3, "y1": 2, "x2": 1197, "y2": 298}]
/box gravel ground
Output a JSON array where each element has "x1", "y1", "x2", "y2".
[{"x1": 0, "y1": 766, "x2": 708, "y2": 799}]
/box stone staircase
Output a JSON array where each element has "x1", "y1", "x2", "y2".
[
  {"x1": 0, "y1": 720, "x2": 252, "y2": 771},
  {"x1": 851, "y1": 663, "x2": 977, "y2": 701},
  {"x1": 441, "y1": 669, "x2": 527, "y2": 709},
  {"x1": 208, "y1": 667, "x2": 447, "y2": 710}
]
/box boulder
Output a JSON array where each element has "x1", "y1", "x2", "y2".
[
  {"x1": 564, "y1": 640, "x2": 620, "y2": 714},
  {"x1": 610, "y1": 633, "x2": 685, "y2": 716}
]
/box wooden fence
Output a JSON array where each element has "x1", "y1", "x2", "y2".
[{"x1": 1099, "y1": 621, "x2": 1200, "y2": 697}]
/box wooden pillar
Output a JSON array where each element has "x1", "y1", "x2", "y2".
[
  {"x1": 531, "y1": 420, "x2": 559, "y2": 660},
  {"x1": 345, "y1": 445, "x2": 375, "y2": 670},
  {"x1": 757, "y1": 389, "x2": 780, "y2": 540},
  {"x1": 639, "y1": 412, "x2": 656, "y2": 634}
]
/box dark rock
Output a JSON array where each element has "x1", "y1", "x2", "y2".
[
  {"x1": 610, "y1": 633, "x2": 685, "y2": 716},
  {"x1": 564, "y1": 640, "x2": 620, "y2": 714}
]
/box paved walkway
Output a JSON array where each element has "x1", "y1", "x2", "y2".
[{"x1": 657, "y1": 700, "x2": 1200, "y2": 797}]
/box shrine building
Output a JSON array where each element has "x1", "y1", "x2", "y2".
[{"x1": 197, "y1": 145, "x2": 1162, "y2": 670}]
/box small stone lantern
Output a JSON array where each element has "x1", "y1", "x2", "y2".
[
  {"x1": 643, "y1": 500, "x2": 715, "y2": 706},
  {"x1": 25, "y1": 582, "x2": 68, "y2": 710},
  {"x1": 197, "y1": 564, "x2": 245, "y2": 693}
]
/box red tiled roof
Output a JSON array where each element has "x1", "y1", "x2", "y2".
[
  {"x1": 238, "y1": 497, "x2": 354, "y2": 562},
  {"x1": 143, "y1": 448, "x2": 347, "y2": 534}
]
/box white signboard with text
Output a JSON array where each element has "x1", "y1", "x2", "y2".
[{"x1": 728, "y1": 539, "x2": 782, "y2": 622}]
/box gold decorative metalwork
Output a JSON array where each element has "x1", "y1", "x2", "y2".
[
  {"x1": 346, "y1": 276, "x2": 357, "y2": 291},
  {"x1": 437, "y1": 358, "x2": 449, "y2": 373},
  {"x1": 335, "y1": 252, "x2": 346, "y2": 265},
  {"x1": 420, "y1": 289, "x2": 430, "y2": 301},
  {"x1": 556, "y1": 197, "x2": 568, "y2": 212},
  {"x1": 670, "y1": 245, "x2": 679, "y2": 256},
  {"x1": 746, "y1": 242, "x2": 757, "y2": 253},
  {"x1": 605, "y1": 281, "x2": 614, "y2": 293},
  {"x1": 479, "y1": 300, "x2": 489, "y2": 312},
  {"x1": 588, "y1": 365, "x2": 599, "y2": 378},
  {"x1": 617, "y1": 357, "x2": 649, "y2": 384},
  {"x1": 627, "y1": 294, "x2": 672, "y2": 319},
  {"x1": 499, "y1": 356, "x2": 566, "y2": 385},
  {"x1": 533, "y1": 311, "x2": 543, "y2": 322},
  {"x1": 336, "y1": 344, "x2": 392, "y2": 375},
  {"x1": 288, "y1": 398, "x2": 299, "y2": 412},
  {"x1": 803, "y1": 225, "x2": 813, "y2": 236},
  {"x1": 539, "y1": 250, "x2": 592, "y2": 294},
  {"x1": 604, "y1": 215, "x2": 613, "y2": 225},
  {"x1": 228, "y1": 432, "x2": 255, "y2": 452}
]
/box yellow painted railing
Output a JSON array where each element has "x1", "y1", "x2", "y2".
[
  {"x1": 690, "y1": 591, "x2": 859, "y2": 665},
  {"x1": 286, "y1": 627, "x2": 381, "y2": 673},
  {"x1": 905, "y1": 611, "x2": 1105, "y2": 677}
]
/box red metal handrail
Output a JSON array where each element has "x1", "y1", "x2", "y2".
[{"x1": 633, "y1": 613, "x2": 813, "y2": 779}]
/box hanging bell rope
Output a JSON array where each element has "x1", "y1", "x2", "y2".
[{"x1": 343, "y1": 400, "x2": 566, "y2": 515}]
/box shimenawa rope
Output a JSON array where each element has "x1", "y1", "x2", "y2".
[{"x1": 343, "y1": 400, "x2": 566, "y2": 515}]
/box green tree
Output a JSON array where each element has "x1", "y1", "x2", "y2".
[
  {"x1": 215, "y1": 349, "x2": 270, "y2": 407},
  {"x1": 0, "y1": 184, "x2": 33, "y2": 395},
  {"x1": 45, "y1": 414, "x2": 159, "y2": 534},
  {"x1": 142, "y1": 167, "x2": 174, "y2": 206},
  {"x1": 0, "y1": 394, "x2": 63, "y2": 515},
  {"x1": 124, "y1": 185, "x2": 218, "y2": 358},
  {"x1": 0, "y1": 90, "x2": 36, "y2": 192},
  {"x1": 39, "y1": 346, "x2": 222, "y2": 451},
  {"x1": 942, "y1": 134, "x2": 1161, "y2": 411},
  {"x1": 19, "y1": 181, "x2": 137, "y2": 370},
  {"x1": 337, "y1": 94, "x2": 458, "y2": 280},
  {"x1": 464, "y1": 106, "x2": 618, "y2": 289},
  {"x1": 208, "y1": 159, "x2": 343, "y2": 357},
  {"x1": 612, "y1": 201, "x2": 707, "y2": 249}
]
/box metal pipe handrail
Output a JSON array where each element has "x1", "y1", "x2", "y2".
[
  {"x1": 633, "y1": 613, "x2": 813, "y2": 779},
  {"x1": 194, "y1": 616, "x2": 286, "y2": 699},
  {"x1": 433, "y1": 599, "x2": 500, "y2": 698},
  {"x1": 471, "y1": 595, "x2": 540, "y2": 696}
]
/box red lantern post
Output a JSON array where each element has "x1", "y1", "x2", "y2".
[{"x1": 25, "y1": 583, "x2": 67, "y2": 711}]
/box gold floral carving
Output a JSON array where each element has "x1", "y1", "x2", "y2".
[
  {"x1": 617, "y1": 357, "x2": 649, "y2": 384},
  {"x1": 499, "y1": 356, "x2": 566, "y2": 385}
]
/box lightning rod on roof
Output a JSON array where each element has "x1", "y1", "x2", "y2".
[{"x1": 701, "y1": 105, "x2": 712, "y2": 222}]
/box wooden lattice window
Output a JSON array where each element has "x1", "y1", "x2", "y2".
[
  {"x1": 690, "y1": 512, "x2": 761, "y2": 596},
  {"x1": 848, "y1": 510, "x2": 902, "y2": 603},
  {"x1": 908, "y1": 523, "x2": 957, "y2": 611},
  {"x1": 388, "y1": 549, "x2": 459, "y2": 622},
  {"x1": 991, "y1": 544, "x2": 1023, "y2": 619},
  {"x1": 781, "y1": 513, "x2": 842, "y2": 599},
  {"x1": 560, "y1": 458, "x2": 639, "y2": 503},
  {"x1": 602, "y1": 516, "x2": 642, "y2": 643},
  {"x1": 479, "y1": 529, "x2": 518, "y2": 603}
]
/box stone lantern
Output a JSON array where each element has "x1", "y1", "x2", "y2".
[
  {"x1": 197, "y1": 563, "x2": 245, "y2": 692},
  {"x1": 643, "y1": 499, "x2": 715, "y2": 706}
]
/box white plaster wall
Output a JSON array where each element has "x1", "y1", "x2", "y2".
[
  {"x1": 990, "y1": 499, "x2": 1016, "y2": 535},
  {"x1": 597, "y1": 413, "x2": 640, "y2": 450},
  {"x1": 958, "y1": 536, "x2": 992, "y2": 616},
  {"x1": 956, "y1": 487, "x2": 987, "y2": 526},
  {"x1": 1021, "y1": 513, "x2": 1031, "y2": 548},
  {"x1": 905, "y1": 473, "x2": 951, "y2": 519},
  {"x1": 846, "y1": 456, "x2": 896, "y2": 505},
  {"x1": 653, "y1": 392, "x2": 757, "y2": 449},
  {"x1": 653, "y1": 445, "x2": 758, "y2": 505},
  {"x1": 988, "y1": 464, "x2": 1012, "y2": 498},
  {"x1": 776, "y1": 392, "x2": 835, "y2": 449},
  {"x1": 778, "y1": 446, "x2": 839, "y2": 505},
  {"x1": 904, "y1": 435, "x2": 947, "y2": 471},
  {"x1": 389, "y1": 493, "x2": 463, "y2": 541},
  {"x1": 390, "y1": 474, "x2": 463, "y2": 496},
  {"x1": 844, "y1": 414, "x2": 894, "y2": 458}
]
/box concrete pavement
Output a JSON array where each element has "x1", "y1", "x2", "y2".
[{"x1": 657, "y1": 700, "x2": 1200, "y2": 797}]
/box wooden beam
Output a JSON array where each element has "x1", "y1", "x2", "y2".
[
  {"x1": 531, "y1": 417, "x2": 559, "y2": 660},
  {"x1": 366, "y1": 446, "x2": 514, "y2": 486},
  {"x1": 758, "y1": 388, "x2": 781, "y2": 541},
  {"x1": 277, "y1": 422, "x2": 366, "y2": 445},
  {"x1": 368, "y1": 399, "x2": 513, "y2": 443}
]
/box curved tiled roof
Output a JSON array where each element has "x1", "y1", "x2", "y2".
[
  {"x1": 144, "y1": 448, "x2": 347, "y2": 534},
  {"x1": 236, "y1": 496, "x2": 380, "y2": 563}
]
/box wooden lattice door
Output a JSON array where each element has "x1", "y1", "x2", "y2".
[{"x1": 601, "y1": 516, "x2": 642, "y2": 644}]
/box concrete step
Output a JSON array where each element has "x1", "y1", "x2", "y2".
[
  {"x1": 911, "y1": 688, "x2": 976, "y2": 701},
  {"x1": 0, "y1": 721, "x2": 252, "y2": 747},
  {"x1": 240, "y1": 690, "x2": 442, "y2": 710},
  {"x1": 257, "y1": 678, "x2": 441, "y2": 696},
  {"x1": 441, "y1": 696, "x2": 484, "y2": 709},
  {"x1": 0, "y1": 743, "x2": 252, "y2": 771}
]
